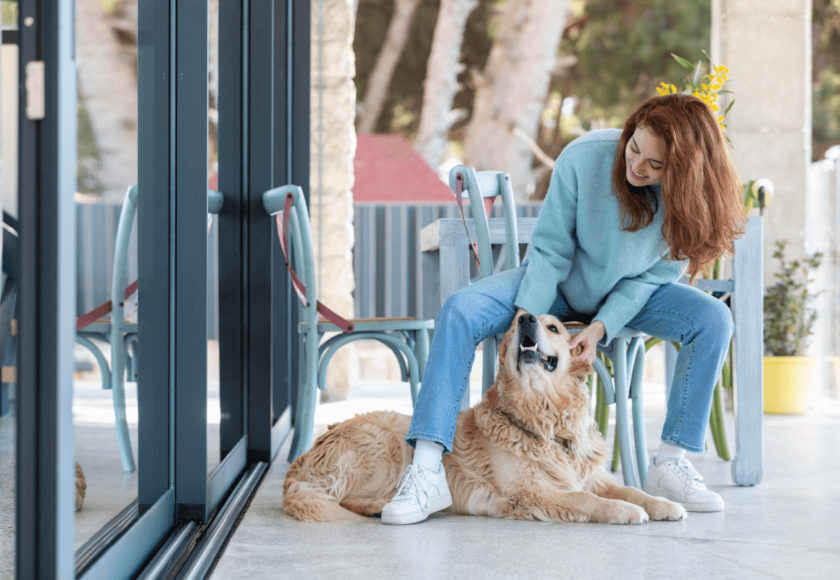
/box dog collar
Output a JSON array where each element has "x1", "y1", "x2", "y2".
[{"x1": 498, "y1": 409, "x2": 571, "y2": 451}]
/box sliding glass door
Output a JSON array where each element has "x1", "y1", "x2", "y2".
[{"x1": 9, "y1": 0, "x2": 306, "y2": 576}]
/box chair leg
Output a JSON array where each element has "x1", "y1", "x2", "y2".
[
  {"x1": 110, "y1": 345, "x2": 136, "y2": 473},
  {"x1": 481, "y1": 336, "x2": 495, "y2": 395},
  {"x1": 415, "y1": 329, "x2": 429, "y2": 384},
  {"x1": 288, "y1": 331, "x2": 319, "y2": 462},
  {"x1": 75, "y1": 335, "x2": 112, "y2": 392},
  {"x1": 76, "y1": 333, "x2": 135, "y2": 472},
  {"x1": 664, "y1": 341, "x2": 678, "y2": 402},
  {"x1": 629, "y1": 339, "x2": 648, "y2": 487},
  {"x1": 612, "y1": 338, "x2": 638, "y2": 488}
]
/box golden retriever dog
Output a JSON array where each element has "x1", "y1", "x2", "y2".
[{"x1": 283, "y1": 310, "x2": 687, "y2": 524}]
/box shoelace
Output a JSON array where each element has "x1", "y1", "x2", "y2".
[
  {"x1": 392, "y1": 465, "x2": 432, "y2": 512},
  {"x1": 673, "y1": 457, "x2": 705, "y2": 487}
]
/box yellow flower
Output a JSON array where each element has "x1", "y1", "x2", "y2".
[
  {"x1": 711, "y1": 103, "x2": 719, "y2": 111},
  {"x1": 671, "y1": 84, "x2": 677, "y2": 93}
]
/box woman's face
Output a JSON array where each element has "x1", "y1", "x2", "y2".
[{"x1": 625, "y1": 126, "x2": 665, "y2": 187}]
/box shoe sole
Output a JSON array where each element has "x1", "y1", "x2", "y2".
[
  {"x1": 380, "y1": 491, "x2": 453, "y2": 525},
  {"x1": 643, "y1": 483, "x2": 724, "y2": 513}
]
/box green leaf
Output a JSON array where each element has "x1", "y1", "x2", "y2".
[
  {"x1": 672, "y1": 53, "x2": 696, "y2": 70},
  {"x1": 724, "y1": 99, "x2": 735, "y2": 116},
  {"x1": 717, "y1": 90, "x2": 734, "y2": 94}
]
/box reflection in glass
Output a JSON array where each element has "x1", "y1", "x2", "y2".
[
  {"x1": 207, "y1": 0, "x2": 221, "y2": 475},
  {"x1": 1, "y1": 1, "x2": 19, "y2": 575},
  {"x1": 72, "y1": 0, "x2": 139, "y2": 550}
]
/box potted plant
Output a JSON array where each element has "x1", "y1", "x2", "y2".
[{"x1": 763, "y1": 240, "x2": 823, "y2": 414}]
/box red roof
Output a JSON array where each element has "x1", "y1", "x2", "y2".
[{"x1": 353, "y1": 134, "x2": 453, "y2": 204}]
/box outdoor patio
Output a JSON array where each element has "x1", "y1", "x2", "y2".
[{"x1": 210, "y1": 346, "x2": 840, "y2": 580}]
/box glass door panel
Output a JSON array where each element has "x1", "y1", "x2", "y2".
[
  {"x1": 0, "y1": 4, "x2": 19, "y2": 576},
  {"x1": 207, "y1": 0, "x2": 221, "y2": 475},
  {"x1": 73, "y1": 0, "x2": 139, "y2": 551}
]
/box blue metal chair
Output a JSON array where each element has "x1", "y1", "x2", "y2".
[
  {"x1": 75, "y1": 185, "x2": 224, "y2": 472},
  {"x1": 262, "y1": 185, "x2": 435, "y2": 462},
  {"x1": 450, "y1": 165, "x2": 649, "y2": 488},
  {"x1": 448, "y1": 165, "x2": 520, "y2": 397}
]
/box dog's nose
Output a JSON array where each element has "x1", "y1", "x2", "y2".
[{"x1": 518, "y1": 313, "x2": 537, "y2": 325}]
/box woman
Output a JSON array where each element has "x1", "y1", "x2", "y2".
[{"x1": 381, "y1": 93, "x2": 746, "y2": 525}]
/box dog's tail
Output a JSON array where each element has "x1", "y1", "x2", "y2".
[{"x1": 282, "y1": 454, "x2": 363, "y2": 522}]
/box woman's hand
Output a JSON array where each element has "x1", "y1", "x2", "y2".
[{"x1": 568, "y1": 321, "x2": 606, "y2": 365}]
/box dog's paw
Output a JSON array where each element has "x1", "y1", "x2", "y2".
[
  {"x1": 646, "y1": 498, "x2": 687, "y2": 521},
  {"x1": 605, "y1": 501, "x2": 649, "y2": 525}
]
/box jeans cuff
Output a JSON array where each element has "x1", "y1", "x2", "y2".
[
  {"x1": 660, "y1": 436, "x2": 705, "y2": 454},
  {"x1": 405, "y1": 432, "x2": 452, "y2": 454}
]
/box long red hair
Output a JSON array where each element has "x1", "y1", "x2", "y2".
[{"x1": 612, "y1": 94, "x2": 746, "y2": 283}]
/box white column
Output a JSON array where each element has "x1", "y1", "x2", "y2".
[
  {"x1": 311, "y1": 0, "x2": 359, "y2": 402},
  {"x1": 712, "y1": 0, "x2": 812, "y2": 289}
]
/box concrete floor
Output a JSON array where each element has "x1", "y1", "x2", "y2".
[{"x1": 211, "y1": 378, "x2": 840, "y2": 580}]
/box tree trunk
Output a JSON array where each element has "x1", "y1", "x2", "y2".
[
  {"x1": 462, "y1": 0, "x2": 570, "y2": 200},
  {"x1": 356, "y1": 0, "x2": 422, "y2": 134},
  {"x1": 413, "y1": 0, "x2": 478, "y2": 168}
]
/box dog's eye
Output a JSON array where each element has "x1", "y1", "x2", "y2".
[{"x1": 548, "y1": 325, "x2": 559, "y2": 334}]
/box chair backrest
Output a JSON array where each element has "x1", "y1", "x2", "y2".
[
  {"x1": 107, "y1": 185, "x2": 223, "y2": 332},
  {"x1": 261, "y1": 185, "x2": 318, "y2": 329},
  {"x1": 448, "y1": 165, "x2": 520, "y2": 280}
]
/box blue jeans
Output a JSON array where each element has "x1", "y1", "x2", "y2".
[{"x1": 406, "y1": 265, "x2": 734, "y2": 454}]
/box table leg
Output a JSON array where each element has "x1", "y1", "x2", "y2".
[
  {"x1": 731, "y1": 217, "x2": 763, "y2": 486},
  {"x1": 422, "y1": 249, "x2": 441, "y2": 337}
]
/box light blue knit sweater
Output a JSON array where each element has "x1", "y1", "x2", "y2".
[{"x1": 513, "y1": 128, "x2": 687, "y2": 344}]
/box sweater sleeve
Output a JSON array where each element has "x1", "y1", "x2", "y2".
[
  {"x1": 513, "y1": 155, "x2": 578, "y2": 315},
  {"x1": 592, "y1": 257, "x2": 687, "y2": 345}
]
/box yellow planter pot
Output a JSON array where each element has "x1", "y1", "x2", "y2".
[{"x1": 763, "y1": 356, "x2": 816, "y2": 414}]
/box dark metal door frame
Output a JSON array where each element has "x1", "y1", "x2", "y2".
[{"x1": 15, "y1": 0, "x2": 77, "y2": 576}]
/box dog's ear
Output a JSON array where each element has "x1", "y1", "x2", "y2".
[
  {"x1": 569, "y1": 344, "x2": 592, "y2": 376},
  {"x1": 569, "y1": 360, "x2": 592, "y2": 377}
]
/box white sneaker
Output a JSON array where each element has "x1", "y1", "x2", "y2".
[
  {"x1": 643, "y1": 456, "x2": 725, "y2": 513},
  {"x1": 381, "y1": 463, "x2": 452, "y2": 525}
]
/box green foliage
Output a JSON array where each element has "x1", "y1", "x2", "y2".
[
  {"x1": 558, "y1": 0, "x2": 711, "y2": 125},
  {"x1": 1, "y1": 0, "x2": 18, "y2": 25},
  {"x1": 814, "y1": 0, "x2": 840, "y2": 158},
  {"x1": 77, "y1": 103, "x2": 103, "y2": 195},
  {"x1": 763, "y1": 241, "x2": 823, "y2": 357}
]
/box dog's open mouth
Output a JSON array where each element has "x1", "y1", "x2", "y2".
[{"x1": 517, "y1": 332, "x2": 558, "y2": 373}]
